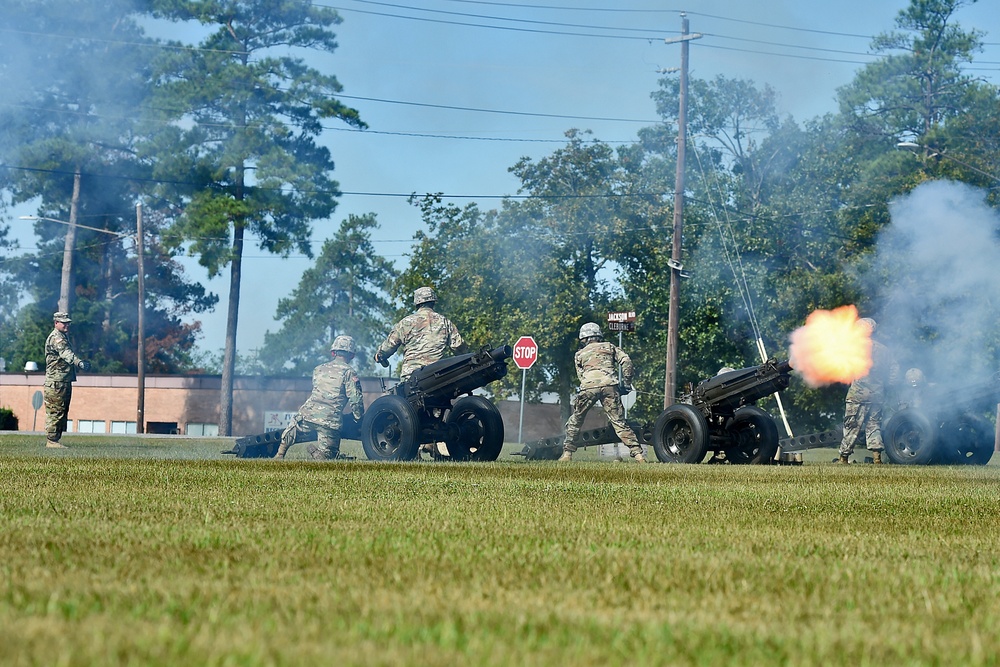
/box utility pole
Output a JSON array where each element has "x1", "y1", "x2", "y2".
[
  {"x1": 136, "y1": 203, "x2": 146, "y2": 434},
  {"x1": 664, "y1": 14, "x2": 701, "y2": 408},
  {"x1": 58, "y1": 167, "x2": 83, "y2": 313}
]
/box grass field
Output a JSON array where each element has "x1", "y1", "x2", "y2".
[{"x1": 2, "y1": 434, "x2": 999, "y2": 666}]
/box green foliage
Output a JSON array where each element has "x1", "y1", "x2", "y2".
[
  {"x1": 0, "y1": 0, "x2": 218, "y2": 374},
  {"x1": 0, "y1": 407, "x2": 17, "y2": 430},
  {"x1": 143, "y1": 0, "x2": 364, "y2": 431},
  {"x1": 838, "y1": 0, "x2": 983, "y2": 139},
  {"x1": 258, "y1": 213, "x2": 399, "y2": 375}
]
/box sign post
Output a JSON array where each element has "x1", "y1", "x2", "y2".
[
  {"x1": 607, "y1": 311, "x2": 637, "y2": 418},
  {"x1": 512, "y1": 336, "x2": 539, "y2": 443},
  {"x1": 31, "y1": 390, "x2": 43, "y2": 431}
]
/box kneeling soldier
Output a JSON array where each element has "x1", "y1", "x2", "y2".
[{"x1": 274, "y1": 335, "x2": 365, "y2": 460}]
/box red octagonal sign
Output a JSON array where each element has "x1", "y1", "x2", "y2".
[{"x1": 512, "y1": 336, "x2": 539, "y2": 370}]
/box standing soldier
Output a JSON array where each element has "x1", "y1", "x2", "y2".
[
  {"x1": 559, "y1": 322, "x2": 646, "y2": 463},
  {"x1": 374, "y1": 286, "x2": 467, "y2": 380},
  {"x1": 274, "y1": 335, "x2": 365, "y2": 461},
  {"x1": 838, "y1": 317, "x2": 899, "y2": 464},
  {"x1": 44, "y1": 311, "x2": 90, "y2": 448}
]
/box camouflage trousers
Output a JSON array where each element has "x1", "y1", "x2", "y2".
[
  {"x1": 563, "y1": 385, "x2": 642, "y2": 456},
  {"x1": 840, "y1": 400, "x2": 884, "y2": 455},
  {"x1": 280, "y1": 416, "x2": 341, "y2": 460},
  {"x1": 43, "y1": 381, "x2": 73, "y2": 442}
]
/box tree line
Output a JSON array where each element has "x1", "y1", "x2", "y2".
[{"x1": 1, "y1": 0, "x2": 997, "y2": 434}]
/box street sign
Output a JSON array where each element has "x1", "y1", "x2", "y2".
[
  {"x1": 31, "y1": 391, "x2": 43, "y2": 411},
  {"x1": 512, "y1": 336, "x2": 538, "y2": 370},
  {"x1": 608, "y1": 311, "x2": 636, "y2": 332}
]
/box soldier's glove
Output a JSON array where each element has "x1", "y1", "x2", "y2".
[
  {"x1": 619, "y1": 383, "x2": 633, "y2": 395},
  {"x1": 79, "y1": 360, "x2": 91, "y2": 372},
  {"x1": 374, "y1": 351, "x2": 390, "y2": 368}
]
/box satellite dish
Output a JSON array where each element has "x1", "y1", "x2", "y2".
[{"x1": 24, "y1": 361, "x2": 39, "y2": 372}]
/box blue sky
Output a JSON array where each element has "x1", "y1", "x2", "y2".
[{"x1": 8, "y1": 0, "x2": 1000, "y2": 358}]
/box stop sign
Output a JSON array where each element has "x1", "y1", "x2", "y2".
[{"x1": 512, "y1": 336, "x2": 538, "y2": 370}]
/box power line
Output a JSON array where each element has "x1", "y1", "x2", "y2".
[
  {"x1": 334, "y1": 93, "x2": 659, "y2": 124},
  {"x1": 330, "y1": 1, "x2": 1000, "y2": 68}
]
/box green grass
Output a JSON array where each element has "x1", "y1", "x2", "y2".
[{"x1": 2, "y1": 435, "x2": 1000, "y2": 666}]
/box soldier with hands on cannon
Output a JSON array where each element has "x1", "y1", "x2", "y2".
[
  {"x1": 374, "y1": 286, "x2": 468, "y2": 381},
  {"x1": 274, "y1": 335, "x2": 365, "y2": 461},
  {"x1": 838, "y1": 317, "x2": 899, "y2": 464},
  {"x1": 43, "y1": 311, "x2": 90, "y2": 449},
  {"x1": 559, "y1": 322, "x2": 647, "y2": 463}
]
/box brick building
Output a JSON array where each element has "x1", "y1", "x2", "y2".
[{"x1": 0, "y1": 371, "x2": 601, "y2": 441}]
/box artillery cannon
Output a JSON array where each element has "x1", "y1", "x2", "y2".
[
  {"x1": 652, "y1": 359, "x2": 792, "y2": 464},
  {"x1": 882, "y1": 371, "x2": 999, "y2": 466},
  {"x1": 515, "y1": 359, "x2": 792, "y2": 464},
  {"x1": 360, "y1": 345, "x2": 512, "y2": 462}
]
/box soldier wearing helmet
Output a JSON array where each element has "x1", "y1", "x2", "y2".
[
  {"x1": 838, "y1": 316, "x2": 899, "y2": 464},
  {"x1": 274, "y1": 334, "x2": 365, "y2": 460},
  {"x1": 374, "y1": 286, "x2": 467, "y2": 381},
  {"x1": 899, "y1": 367, "x2": 928, "y2": 410},
  {"x1": 43, "y1": 311, "x2": 90, "y2": 449},
  {"x1": 559, "y1": 321, "x2": 647, "y2": 463}
]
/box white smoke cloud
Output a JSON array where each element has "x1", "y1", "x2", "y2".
[{"x1": 873, "y1": 180, "x2": 1000, "y2": 390}]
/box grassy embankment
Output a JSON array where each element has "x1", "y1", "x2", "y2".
[{"x1": 1, "y1": 434, "x2": 999, "y2": 666}]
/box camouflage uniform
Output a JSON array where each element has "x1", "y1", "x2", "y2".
[
  {"x1": 840, "y1": 338, "x2": 899, "y2": 458},
  {"x1": 277, "y1": 357, "x2": 365, "y2": 460},
  {"x1": 377, "y1": 305, "x2": 466, "y2": 380},
  {"x1": 44, "y1": 315, "x2": 87, "y2": 446},
  {"x1": 563, "y1": 339, "x2": 643, "y2": 459}
]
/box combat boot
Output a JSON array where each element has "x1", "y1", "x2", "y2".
[
  {"x1": 836, "y1": 453, "x2": 850, "y2": 465},
  {"x1": 633, "y1": 453, "x2": 649, "y2": 464},
  {"x1": 307, "y1": 444, "x2": 327, "y2": 460},
  {"x1": 45, "y1": 439, "x2": 67, "y2": 449},
  {"x1": 273, "y1": 443, "x2": 289, "y2": 459},
  {"x1": 871, "y1": 451, "x2": 883, "y2": 465},
  {"x1": 557, "y1": 450, "x2": 573, "y2": 462}
]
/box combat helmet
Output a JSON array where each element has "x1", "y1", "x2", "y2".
[
  {"x1": 858, "y1": 317, "x2": 877, "y2": 334},
  {"x1": 905, "y1": 368, "x2": 925, "y2": 386},
  {"x1": 578, "y1": 322, "x2": 602, "y2": 340},
  {"x1": 413, "y1": 286, "x2": 437, "y2": 306},
  {"x1": 330, "y1": 335, "x2": 357, "y2": 354}
]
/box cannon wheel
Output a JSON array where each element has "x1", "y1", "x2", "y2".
[
  {"x1": 652, "y1": 404, "x2": 709, "y2": 464},
  {"x1": 360, "y1": 395, "x2": 421, "y2": 461},
  {"x1": 883, "y1": 408, "x2": 936, "y2": 465},
  {"x1": 724, "y1": 406, "x2": 779, "y2": 465},
  {"x1": 446, "y1": 396, "x2": 504, "y2": 461},
  {"x1": 938, "y1": 414, "x2": 994, "y2": 466}
]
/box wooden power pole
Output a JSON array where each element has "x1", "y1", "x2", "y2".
[
  {"x1": 664, "y1": 14, "x2": 701, "y2": 408},
  {"x1": 136, "y1": 203, "x2": 146, "y2": 434}
]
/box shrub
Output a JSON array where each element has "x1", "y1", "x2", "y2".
[{"x1": 0, "y1": 407, "x2": 18, "y2": 430}]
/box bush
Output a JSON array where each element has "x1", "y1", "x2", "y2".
[{"x1": 0, "y1": 407, "x2": 18, "y2": 430}]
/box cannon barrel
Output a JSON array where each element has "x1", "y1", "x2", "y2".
[
  {"x1": 691, "y1": 359, "x2": 792, "y2": 416},
  {"x1": 400, "y1": 345, "x2": 512, "y2": 406}
]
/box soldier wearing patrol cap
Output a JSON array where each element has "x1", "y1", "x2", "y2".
[
  {"x1": 559, "y1": 321, "x2": 646, "y2": 463},
  {"x1": 274, "y1": 335, "x2": 365, "y2": 460},
  {"x1": 374, "y1": 286, "x2": 468, "y2": 381},
  {"x1": 838, "y1": 317, "x2": 899, "y2": 464},
  {"x1": 43, "y1": 312, "x2": 90, "y2": 448}
]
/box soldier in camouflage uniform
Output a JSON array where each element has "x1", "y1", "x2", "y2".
[
  {"x1": 374, "y1": 286, "x2": 467, "y2": 380},
  {"x1": 274, "y1": 335, "x2": 365, "y2": 461},
  {"x1": 559, "y1": 322, "x2": 647, "y2": 463},
  {"x1": 44, "y1": 312, "x2": 90, "y2": 448},
  {"x1": 838, "y1": 318, "x2": 899, "y2": 464}
]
